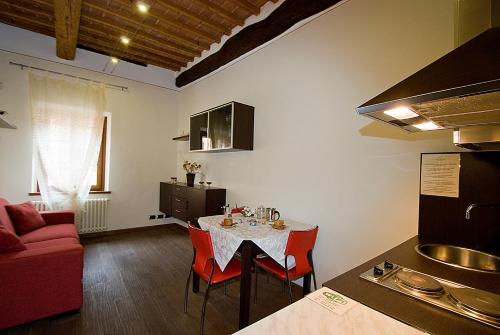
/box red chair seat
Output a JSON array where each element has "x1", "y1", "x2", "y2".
[
  {"x1": 197, "y1": 257, "x2": 241, "y2": 284},
  {"x1": 20, "y1": 224, "x2": 79, "y2": 244},
  {"x1": 255, "y1": 257, "x2": 307, "y2": 280}
]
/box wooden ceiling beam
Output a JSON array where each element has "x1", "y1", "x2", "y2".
[
  {"x1": 0, "y1": 3, "x2": 187, "y2": 69},
  {"x1": 0, "y1": 0, "x2": 54, "y2": 21},
  {"x1": 227, "y1": 0, "x2": 260, "y2": 16},
  {"x1": 177, "y1": 0, "x2": 343, "y2": 87},
  {"x1": 0, "y1": 4, "x2": 54, "y2": 29},
  {"x1": 113, "y1": 0, "x2": 220, "y2": 43},
  {"x1": 79, "y1": 25, "x2": 190, "y2": 64},
  {"x1": 0, "y1": 5, "x2": 181, "y2": 70},
  {"x1": 0, "y1": 13, "x2": 54, "y2": 35},
  {"x1": 80, "y1": 15, "x2": 198, "y2": 58},
  {"x1": 155, "y1": 0, "x2": 231, "y2": 36},
  {"x1": 54, "y1": 0, "x2": 82, "y2": 60},
  {"x1": 77, "y1": 35, "x2": 181, "y2": 71},
  {"x1": 83, "y1": 0, "x2": 208, "y2": 51},
  {"x1": 190, "y1": 0, "x2": 244, "y2": 27},
  {"x1": 24, "y1": 0, "x2": 197, "y2": 60}
]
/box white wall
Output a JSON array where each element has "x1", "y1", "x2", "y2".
[
  {"x1": 0, "y1": 50, "x2": 179, "y2": 231},
  {"x1": 176, "y1": 0, "x2": 460, "y2": 284}
]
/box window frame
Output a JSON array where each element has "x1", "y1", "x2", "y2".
[{"x1": 91, "y1": 117, "x2": 107, "y2": 192}]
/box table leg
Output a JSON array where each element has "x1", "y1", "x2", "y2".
[
  {"x1": 239, "y1": 241, "x2": 253, "y2": 329},
  {"x1": 302, "y1": 273, "x2": 311, "y2": 296},
  {"x1": 192, "y1": 272, "x2": 200, "y2": 293}
]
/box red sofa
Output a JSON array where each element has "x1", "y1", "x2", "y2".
[{"x1": 0, "y1": 198, "x2": 84, "y2": 329}]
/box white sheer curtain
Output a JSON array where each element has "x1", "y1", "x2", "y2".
[{"x1": 30, "y1": 72, "x2": 106, "y2": 210}]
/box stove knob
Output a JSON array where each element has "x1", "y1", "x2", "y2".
[
  {"x1": 373, "y1": 266, "x2": 384, "y2": 277},
  {"x1": 384, "y1": 261, "x2": 394, "y2": 269}
]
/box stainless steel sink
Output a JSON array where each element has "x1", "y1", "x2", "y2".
[{"x1": 415, "y1": 244, "x2": 500, "y2": 273}]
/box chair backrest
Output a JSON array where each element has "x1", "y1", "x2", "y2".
[
  {"x1": 0, "y1": 198, "x2": 16, "y2": 234},
  {"x1": 188, "y1": 224, "x2": 215, "y2": 274},
  {"x1": 285, "y1": 226, "x2": 319, "y2": 276}
]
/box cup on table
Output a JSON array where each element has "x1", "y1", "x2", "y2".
[
  {"x1": 273, "y1": 219, "x2": 285, "y2": 228},
  {"x1": 223, "y1": 218, "x2": 233, "y2": 226}
]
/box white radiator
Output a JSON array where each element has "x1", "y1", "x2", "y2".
[{"x1": 32, "y1": 198, "x2": 109, "y2": 234}]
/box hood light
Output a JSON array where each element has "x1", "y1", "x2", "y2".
[
  {"x1": 110, "y1": 57, "x2": 120, "y2": 64},
  {"x1": 383, "y1": 107, "x2": 418, "y2": 120},
  {"x1": 413, "y1": 121, "x2": 441, "y2": 131}
]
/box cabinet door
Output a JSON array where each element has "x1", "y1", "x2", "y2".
[
  {"x1": 208, "y1": 104, "x2": 232, "y2": 150},
  {"x1": 190, "y1": 113, "x2": 208, "y2": 151},
  {"x1": 159, "y1": 183, "x2": 172, "y2": 215}
]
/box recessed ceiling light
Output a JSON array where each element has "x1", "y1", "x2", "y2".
[
  {"x1": 136, "y1": 1, "x2": 149, "y2": 13},
  {"x1": 120, "y1": 36, "x2": 130, "y2": 45},
  {"x1": 110, "y1": 57, "x2": 119, "y2": 64},
  {"x1": 383, "y1": 107, "x2": 418, "y2": 120},
  {"x1": 412, "y1": 121, "x2": 441, "y2": 131}
]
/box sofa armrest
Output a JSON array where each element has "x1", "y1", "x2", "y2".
[{"x1": 40, "y1": 210, "x2": 75, "y2": 225}]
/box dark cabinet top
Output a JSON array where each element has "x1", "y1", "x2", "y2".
[{"x1": 160, "y1": 182, "x2": 226, "y2": 191}]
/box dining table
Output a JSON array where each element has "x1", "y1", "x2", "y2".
[{"x1": 195, "y1": 214, "x2": 314, "y2": 329}]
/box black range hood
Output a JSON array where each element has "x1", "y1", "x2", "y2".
[{"x1": 357, "y1": 27, "x2": 500, "y2": 132}]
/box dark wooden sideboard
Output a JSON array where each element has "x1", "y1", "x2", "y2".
[{"x1": 159, "y1": 182, "x2": 226, "y2": 223}]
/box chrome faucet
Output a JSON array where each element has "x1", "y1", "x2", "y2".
[{"x1": 465, "y1": 203, "x2": 500, "y2": 220}]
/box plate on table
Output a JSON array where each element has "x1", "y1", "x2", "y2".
[
  {"x1": 269, "y1": 223, "x2": 287, "y2": 230},
  {"x1": 220, "y1": 222, "x2": 237, "y2": 228}
]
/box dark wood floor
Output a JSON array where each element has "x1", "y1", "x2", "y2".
[{"x1": 2, "y1": 225, "x2": 302, "y2": 335}]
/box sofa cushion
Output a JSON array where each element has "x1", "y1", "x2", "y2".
[
  {"x1": 5, "y1": 202, "x2": 46, "y2": 235},
  {"x1": 0, "y1": 198, "x2": 16, "y2": 234},
  {"x1": 19, "y1": 224, "x2": 78, "y2": 244},
  {"x1": 24, "y1": 237, "x2": 80, "y2": 250},
  {"x1": 0, "y1": 224, "x2": 27, "y2": 253}
]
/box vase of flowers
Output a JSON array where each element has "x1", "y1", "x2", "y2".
[{"x1": 183, "y1": 160, "x2": 201, "y2": 187}]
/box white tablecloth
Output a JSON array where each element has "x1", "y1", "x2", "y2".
[{"x1": 197, "y1": 215, "x2": 313, "y2": 271}]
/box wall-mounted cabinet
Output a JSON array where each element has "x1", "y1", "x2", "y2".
[{"x1": 190, "y1": 101, "x2": 254, "y2": 152}]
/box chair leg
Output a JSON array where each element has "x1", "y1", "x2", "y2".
[
  {"x1": 254, "y1": 267, "x2": 258, "y2": 304},
  {"x1": 310, "y1": 253, "x2": 318, "y2": 291},
  {"x1": 287, "y1": 278, "x2": 293, "y2": 304},
  {"x1": 224, "y1": 281, "x2": 227, "y2": 296},
  {"x1": 184, "y1": 268, "x2": 193, "y2": 313},
  {"x1": 200, "y1": 280, "x2": 212, "y2": 335}
]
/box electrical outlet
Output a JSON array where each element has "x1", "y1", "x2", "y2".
[
  {"x1": 157, "y1": 214, "x2": 164, "y2": 219},
  {"x1": 149, "y1": 215, "x2": 156, "y2": 220}
]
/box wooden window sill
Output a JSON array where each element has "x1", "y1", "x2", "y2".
[{"x1": 29, "y1": 191, "x2": 112, "y2": 196}]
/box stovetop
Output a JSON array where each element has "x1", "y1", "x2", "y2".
[{"x1": 360, "y1": 261, "x2": 500, "y2": 330}]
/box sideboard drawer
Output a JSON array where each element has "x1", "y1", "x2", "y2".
[
  {"x1": 173, "y1": 185, "x2": 187, "y2": 197},
  {"x1": 173, "y1": 197, "x2": 187, "y2": 211},
  {"x1": 172, "y1": 208, "x2": 187, "y2": 221}
]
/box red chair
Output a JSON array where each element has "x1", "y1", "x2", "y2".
[
  {"x1": 184, "y1": 224, "x2": 241, "y2": 334},
  {"x1": 254, "y1": 226, "x2": 318, "y2": 304}
]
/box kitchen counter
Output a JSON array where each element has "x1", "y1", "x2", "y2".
[
  {"x1": 234, "y1": 287, "x2": 426, "y2": 335},
  {"x1": 323, "y1": 236, "x2": 500, "y2": 335}
]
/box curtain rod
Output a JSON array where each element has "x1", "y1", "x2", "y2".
[{"x1": 9, "y1": 62, "x2": 129, "y2": 92}]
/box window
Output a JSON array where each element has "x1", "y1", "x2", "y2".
[{"x1": 33, "y1": 116, "x2": 110, "y2": 194}]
